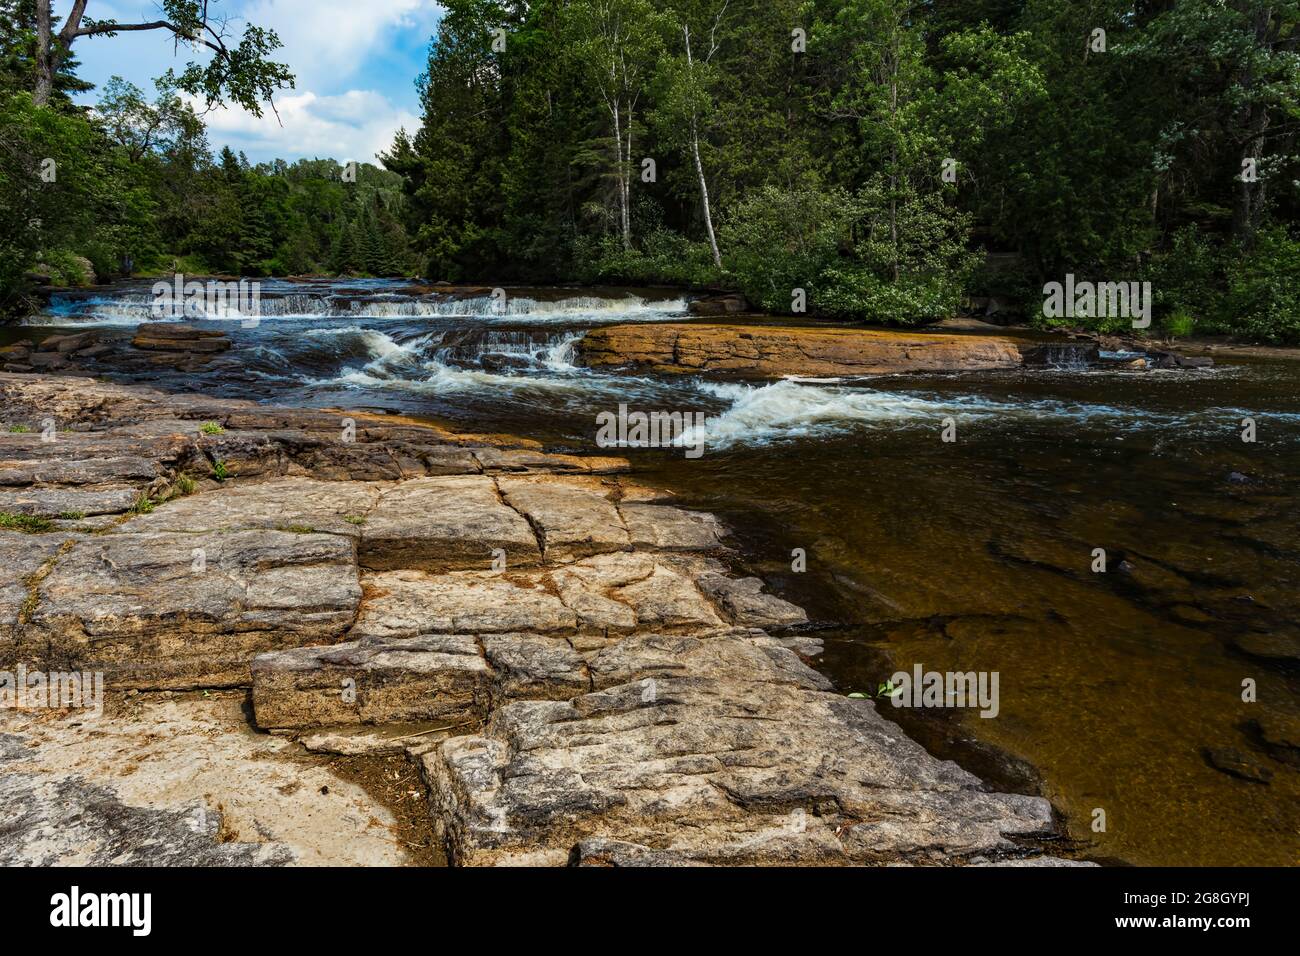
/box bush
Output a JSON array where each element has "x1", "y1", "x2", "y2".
[
  {"x1": 721, "y1": 181, "x2": 975, "y2": 324},
  {"x1": 1162, "y1": 308, "x2": 1196, "y2": 339},
  {"x1": 1143, "y1": 227, "x2": 1224, "y2": 331},
  {"x1": 814, "y1": 265, "x2": 963, "y2": 325},
  {"x1": 575, "y1": 229, "x2": 720, "y2": 287},
  {"x1": 1220, "y1": 229, "x2": 1300, "y2": 344},
  {"x1": 721, "y1": 184, "x2": 856, "y2": 313},
  {"x1": 36, "y1": 249, "x2": 95, "y2": 286}
]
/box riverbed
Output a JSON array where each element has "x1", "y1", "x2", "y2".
[{"x1": 16, "y1": 279, "x2": 1300, "y2": 866}]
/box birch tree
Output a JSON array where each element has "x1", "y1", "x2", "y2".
[{"x1": 564, "y1": 0, "x2": 665, "y2": 250}]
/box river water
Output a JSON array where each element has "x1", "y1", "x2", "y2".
[{"x1": 19, "y1": 279, "x2": 1300, "y2": 865}]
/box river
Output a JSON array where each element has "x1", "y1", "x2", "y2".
[{"x1": 16, "y1": 278, "x2": 1300, "y2": 866}]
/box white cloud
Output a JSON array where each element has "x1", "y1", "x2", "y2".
[
  {"x1": 239, "y1": 0, "x2": 444, "y2": 89},
  {"x1": 198, "y1": 89, "x2": 418, "y2": 165}
]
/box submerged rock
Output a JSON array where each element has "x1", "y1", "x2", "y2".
[{"x1": 1202, "y1": 747, "x2": 1274, "y2": 784}]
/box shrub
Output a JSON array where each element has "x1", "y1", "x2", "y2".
[
  {"x1": 574, "y1": 229, "x2": 720, "y2": 288},
  {"x1": 1220, "y1": 229, "x2": 1300, "y2": 344}
]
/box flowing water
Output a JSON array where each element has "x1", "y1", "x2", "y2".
[{"x1": 16, "y1": 279, "x2": 1300, "y2": 866}]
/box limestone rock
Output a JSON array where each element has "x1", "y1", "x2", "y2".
[
  {"x1": 360, "y1": 476, "x2": 542, "y2": 571},
  {"x1": 252, "y1": 634, "x2": 490, "y2": 729},
  {"x1": 497, "y1": 476, "x2": 628, "y2": 561},
  {"x1": 116, "y1": 477, "x2": 382, "y2": 538},
  {"x1": 696, "y1": 572, "x2": 808, "y2": 628},
  {"x1": 423, "y1": 632, "x2": 1058, "y2": 866},
  {"x1": 131, "y1": 322, "x2": 231, "y2": 353},
  {"x1": 351, "y1": 570, "x2": 576, "y2": 640},
  {"x1": 0, "y1": 533, "x2": 72, "y2": 660},
  {"x1": 619, "y1": 501, "x2": 727, "y2": 551},
  {"x1": 0, "y1": 486, "x2": 139, "y2": 518},
  {"x1": 25, "y1": 530, "x2": 360, "y2": 687},
  {"x1": 0, "y1": 772, "x2": 293, "y2": 867},
  {"x1": 481, "y1": 633, "x2": 590, "y2": 701}
]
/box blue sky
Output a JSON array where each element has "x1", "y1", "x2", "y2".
[{"x1": 65, "y1": 1, "x2": 445, "y2": 164}]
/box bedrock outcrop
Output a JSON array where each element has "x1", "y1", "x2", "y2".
[
  {"x1": 0, "y1": 372, "x2": 1079, "y2": 866},
  {"x1": 577, "y1": 322, "x2": 1095, "y2": 377}
]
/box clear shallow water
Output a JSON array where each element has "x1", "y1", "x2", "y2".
[{"x1": 18, "y1": 281, "x2": 1300, "y2": 865}]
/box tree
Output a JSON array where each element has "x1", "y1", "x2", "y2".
[
  {"x1": 653, "y1": 0, "x2": 732, "y2": 266},
  {"x1": 32, "y1": 0, "x2": 293, "y2": 113},
  {"x1": 1, "y1": 0, "x2": 93, "y2": 102},
  {"x1": 562, "y1": 0, "x2": 667, "y2": 250},
  {"x1": 94, "y1": 76, "x2": 202, "y2": 164}
]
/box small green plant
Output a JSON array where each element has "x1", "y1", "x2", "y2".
[
  {"x1": 6, "y1": 424, "x2": 31, "y2": 433},
  {"x1": 129, "y1": 494, "x2": 156, "y2": 515},
  {"x1": 1163, "y1": 308, "x2": 1196, "y2": 340},
  {"x1": 173, "y1": 473, "x2": 198, "y2": 497},
  {"x1": 277, "y1": 524, "x2": 316, "y2": 534},
  {"x1": 344, "y1": 515, "x2": 366, "y2": 526},
  {"x1": 210, "y1": 459, "x2": 230, "y2": 481},
  {"x1": 199, "y1": 421, "x2": 224, "y2": 435},
  {"x1": 0, "y1": 511, "x2": 53, "y2": 533},
  {"x1": 58, "y1": 511, "x2": 86, "y2": 521},
  {"x1": 848, "y1": 680, "x2": 904, "y2": 701}
]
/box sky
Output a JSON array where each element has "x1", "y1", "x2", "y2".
[{"x1": 65, "y1": 0, "x2": 445, "y2": 165}]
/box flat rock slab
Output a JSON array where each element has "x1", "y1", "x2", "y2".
[
  {"x1": 696, "y1": 572, "x2": 807, "y2": 629},
  {"x1": 0, "y1": 696, "x2": 410, "y2": 865},
  {"x1": 0, "y1": 430, "x2": 190, "y2": 487},
  {"x1": 471, "y1": 447, "x2": 629, "y2": 475},
  {"x1": 360, "y1": 476, "x2": 542, "y2": 571},
  {"x1": 349, "y1": 553, "x2": 740, "y2": 646},
  {"x1": 0, "y1": 532, "x2": 72, "y2": 655},
  {"x1": 0, "y1": 486, "x2": 140, "y2": 518},
  {"x1": 497, "y1": 476, "x2": 628, "y2": 561},
  {"x1": 115, "y1": 477, "x2": 383, "y2": 538},
  {"x1": 619, "y1": 501, "x2": 727, "y2": 551},
  {"x1": 424, "y1": 632, "x2": 1058, "y2": 866},
  {"x1": 578, "y1": 324, "x2": 1028, "y2": 378},
  {"x1": 551, "y1": 552, "x2": 729, "y2": 633},
  {"x1": 25, "y1": 530, "x2": 360, "y2": 687},
  {"x1": 252, "y1": 634, "x2": 491, "y2": 730},
  {"x1": 351, "y1": 570, "x2": 577, "y2": 639},
  {"x1": 252, "y1": 632, "x2": 589, "y2": 731}
]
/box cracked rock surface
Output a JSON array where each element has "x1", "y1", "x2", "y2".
[{"x1": 0, "y1": 373, "x2": 1075, "y2": 866}]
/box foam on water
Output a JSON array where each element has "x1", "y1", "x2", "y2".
[
  {"x1": 28, "y1": 291, "x2": 687, "y2": 326},
  {"x1": 678, "y1": 379, "x2": 1182, "y2": 449}
]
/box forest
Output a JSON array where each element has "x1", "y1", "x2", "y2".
[{"x1": 2, "y1": 0, "x2": 1300, "y2": 340}]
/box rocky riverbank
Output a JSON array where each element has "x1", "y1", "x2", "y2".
[
  {"x1": 0, "y1": 372, "x2": 1081, "y2": 866},
  {"x1": 578, "y1": 322, "x2": 1104, "y2": 377}
]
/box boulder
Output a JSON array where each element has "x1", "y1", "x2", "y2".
[
  {"x1": 38, "y1": 331, "x2": 98, "y2": 354},
  {"x1": 131, "y1": 322, "x2": 231, "y2": 353},
  {"x1": 688, "y1": 293, "x2": 751, "y2": 316}
]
